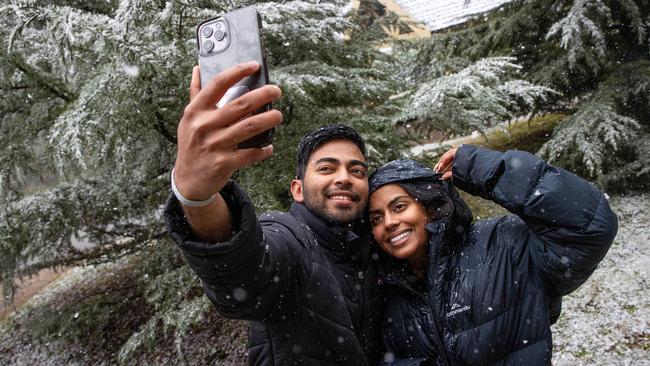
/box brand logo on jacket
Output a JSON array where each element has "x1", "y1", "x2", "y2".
[{"x1": 446, "y1": 303, "x2": 470, "y2": 318}]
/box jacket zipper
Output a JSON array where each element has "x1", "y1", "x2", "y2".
[{"x1": 427, "y1": 227, "x2": 451, "y2": 366}]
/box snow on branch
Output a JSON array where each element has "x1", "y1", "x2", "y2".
[
  {"x1": 545, "y1": 0, "x2": 611, "y2": 68},
  {"x1": 271, "y1": 61, "x2": 392, "y2": 106},
  {"x1": 256, "y1": 1, "x2": 360, "y2": 66},
  {"x1": 396, "y1": 57, "x2": 558, "y2": 135},
  {"x1": 539, "y1": 105, "x2": 640, "y2": 178}
]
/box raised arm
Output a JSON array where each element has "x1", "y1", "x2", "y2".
[
  {"x1": 440, "y1": 145, "x2": 618, "y2": 296},
  {"x1": 172, "y1": 63, "x2": 282, "y2": 242},
  {"x1": 164, "y1": 64, "x2": 294, "y2": 321}
]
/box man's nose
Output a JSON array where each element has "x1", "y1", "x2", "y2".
[{"x1": 333, "y1": 168, "x2": 352, "y2": 186}]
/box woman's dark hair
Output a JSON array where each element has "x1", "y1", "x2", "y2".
[{"x1": 398, "y1": 179, "x2": 473, "y2": 244}]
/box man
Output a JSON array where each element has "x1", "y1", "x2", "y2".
[{"x1": 164, "y1": 63, "x2": 383, "y2": 365}]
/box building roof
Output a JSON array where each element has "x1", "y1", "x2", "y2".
[{"x1": 393, "y1": 0, "x2": 513, "y2": 32}]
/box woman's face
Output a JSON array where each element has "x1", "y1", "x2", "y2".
[{"x1": 369, "y1": 184, "x2": 429, "y2": 263}]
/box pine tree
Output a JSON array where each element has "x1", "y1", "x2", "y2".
[
  {"x1": 2, "y1": 0, "x2": 648, "y2": 363},
  {"x1": 0, "y1": 0, "x2": 398, "y2": 362},
  {"x1": 396, "y1": 0, "x2": 650, "y2": 187}
]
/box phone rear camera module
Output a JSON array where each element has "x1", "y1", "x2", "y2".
[
  {"x1": 203, "y1": 40, "x2": 215, "y2": 52},
  {"x1": 201, "y1": 26, "x2": 213, "y2": 38},
  {"x1": 214, "y1": 30, "x2": 226, "y2": 41}
]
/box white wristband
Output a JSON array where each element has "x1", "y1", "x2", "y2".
[{"x1": 171, "y1": 168, "x2": 217, "y2": 207}]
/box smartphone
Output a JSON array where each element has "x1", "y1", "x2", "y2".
[{"x1": 196, "y1": 7, "x2": 273, "y2": 149}]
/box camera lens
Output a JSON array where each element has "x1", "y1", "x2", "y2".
[
  {"x1": 203, "y1": 40, "x2": 215, "y2": 52},
  {"x1": 215, "y1": 22, "x2": 222, "y2": 29},
  {"x1": 201, "y1": 26, "x2": 212, "y2": 38},
  {"x1": 214, "y1": 30, "x2": 226, "y2": 41}
]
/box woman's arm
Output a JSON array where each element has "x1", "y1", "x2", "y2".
[{"x1": 441, "y1": 144, "x2": 618, "y2": 296}]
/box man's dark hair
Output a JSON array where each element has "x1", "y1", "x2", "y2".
[{"x1": 295, "y1": 124, "x2": 366, "y2": 179}]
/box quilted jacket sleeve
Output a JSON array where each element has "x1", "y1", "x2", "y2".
[
  {"x1": 451, "y1": 144, "x2": 618, "y2": 297},
  {"x1": 164, "y1": 181, "x2": 300, "y2": 322}
]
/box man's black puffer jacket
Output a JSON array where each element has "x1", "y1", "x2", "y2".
[
  {"x1": 381, "y1": 145, "x2": 618, "y2": 366},
  {"x1": 164, "y1": 183, "x2": 383, "y2": 365}
]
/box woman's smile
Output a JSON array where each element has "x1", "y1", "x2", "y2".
[{"x1": 389, "y1": 229, "x2": 413, "y2": 246}]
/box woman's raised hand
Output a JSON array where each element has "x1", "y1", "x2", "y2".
[{"x1": 434, "y1": 147, "x2": 457, "y2": 181}]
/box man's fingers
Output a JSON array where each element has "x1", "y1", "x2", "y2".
[
  {"x1": 216, "y1": 85, "x2": 282, "y2": 125},
  {"x1": 215, "y1": 109, "x2": 283, "y2": 148},
  {"x1": 441, "y1": 171, "x2": 453, "y2": 181},
  {"x1": 189, "y1": 66, "x2": 201, "y2": 101},
  {"x1": 192, "y1": 61, "x2": 260, "y2": 110},
  {"x1": 229, "y1": 144, "x2": 274, "y2": 168}
]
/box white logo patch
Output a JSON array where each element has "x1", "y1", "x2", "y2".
[{"x1": 446, "y1": 303, "x2": 470, "y2": 318}]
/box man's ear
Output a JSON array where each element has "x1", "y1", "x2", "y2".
[{"x1": 290, "y1": 179, "x2": 304, "y2": 202}]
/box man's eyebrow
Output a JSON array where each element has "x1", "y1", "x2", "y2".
[
  {"x1": 313, "y1": 158, "x2": 367, "y2": 169},
  {"x1": 313, "y1": 157, "x2": 340, "y2": 165},
  {"x1": 349, "y1": 160, "x2": 369, "y2": 169}
]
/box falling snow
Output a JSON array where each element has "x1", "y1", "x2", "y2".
[{"x1": 0, "y1": 193, "x2": 647, "y2": 364}]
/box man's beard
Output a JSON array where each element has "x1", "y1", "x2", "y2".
[{"x1": 302, "y1": 186, "x2": 366, "y2": 225}]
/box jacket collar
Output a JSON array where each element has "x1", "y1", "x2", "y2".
[
  {"x1": 382, "y1": 221, "x2": 450, "y2": 294},
  {"x1": 289, "y1": 202, "x2": 364, "y2": 258}
]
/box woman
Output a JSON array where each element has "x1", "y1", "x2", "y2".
[{"x1": 368, "y1": 145, "x2": 617, "y2": 366}]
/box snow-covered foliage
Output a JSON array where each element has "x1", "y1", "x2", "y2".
[
  {"x1": 400, "y1": 0, "x2": 650, "y2": 185},
  {"x1": 117, "y1": 265, "x2": 212, "y2": 363},
  {"x1": 395, "y1": 57, "x2": 558, "y2": 135},
  {"x1": 258, "y1": 1, "x2": 357, "y2": 65},
  {"x1": 1, "y1": 0, "x2": 650, "y2": 362},
  {"x1": 539, "y1": 105, "x2": 639, "y2": 178},
  {"x1": 2, "y1": 192, "x2": 647, "y2": 365},
  {"x1": 545, "y1": 0, "x2": 610, "y2": 69},
  {"x1": 539, "y1": 60, "x2": 650, "y2": 183},
  {"x1": 272, "y1": 62, "x2": 393, "y2": 107},
  {"x1": 546, "y1": 0, "x2": 649, "y2": 72}
]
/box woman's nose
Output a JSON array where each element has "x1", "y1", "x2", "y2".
[{"x1": 384, "y1": 213, "x2": 399, "y2": 230}]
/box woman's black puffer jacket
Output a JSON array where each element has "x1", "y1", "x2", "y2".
[{"x1": 381, "y1": 145, "x2": 618, "y2": 366}]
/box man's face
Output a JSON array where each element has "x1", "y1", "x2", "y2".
[{"x1": 291, "y1": 140, "x2": 369, "y2": 224}]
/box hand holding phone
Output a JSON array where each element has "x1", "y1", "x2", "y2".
[
  {"x1": 172, "y1": 8, "x2": 281, "y2": 205},
  {"x1": 174, "y1": 63, "x2": 282, "y2": 206}
]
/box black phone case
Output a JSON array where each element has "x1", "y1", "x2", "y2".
[{"x1": 196, "y1": 7, "x2": 273, "y2": 149}]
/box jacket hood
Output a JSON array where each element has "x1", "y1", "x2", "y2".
[{"x1": 369, "y1": 159, "x2": 441, "y2": 194}]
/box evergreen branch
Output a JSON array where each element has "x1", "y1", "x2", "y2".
[
  {"x1": 618, "y1": 0, "x2": 646, "y2": 45},
  {"x1": 539, "y1": 105, "x2": 640, "y2": 177},
  {"x1": 19, "y1": 233, "x2": 166, "y2": 277},
  {"x1": 0, "y1": 83, "x2": 33, "y2": 90},
  {"x1": 6, "y1": 13, "x2": 39, "y2": 54},
  {"x1": 6, "y1": 53, "x2": 76, "y2": 102},
  {"x1": 154, "y1": 110, "x2": 177, "y2": 144},
  {"x1": 545, "y1": 0, "x2": 610, "y2": 69},
  {"x1": 395, "y1": 57, "x2": 557, "y2": 135}
]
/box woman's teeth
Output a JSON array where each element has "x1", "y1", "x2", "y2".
[{"x1": 390, "y1": 230, "x2": 412, "y2": 244}]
